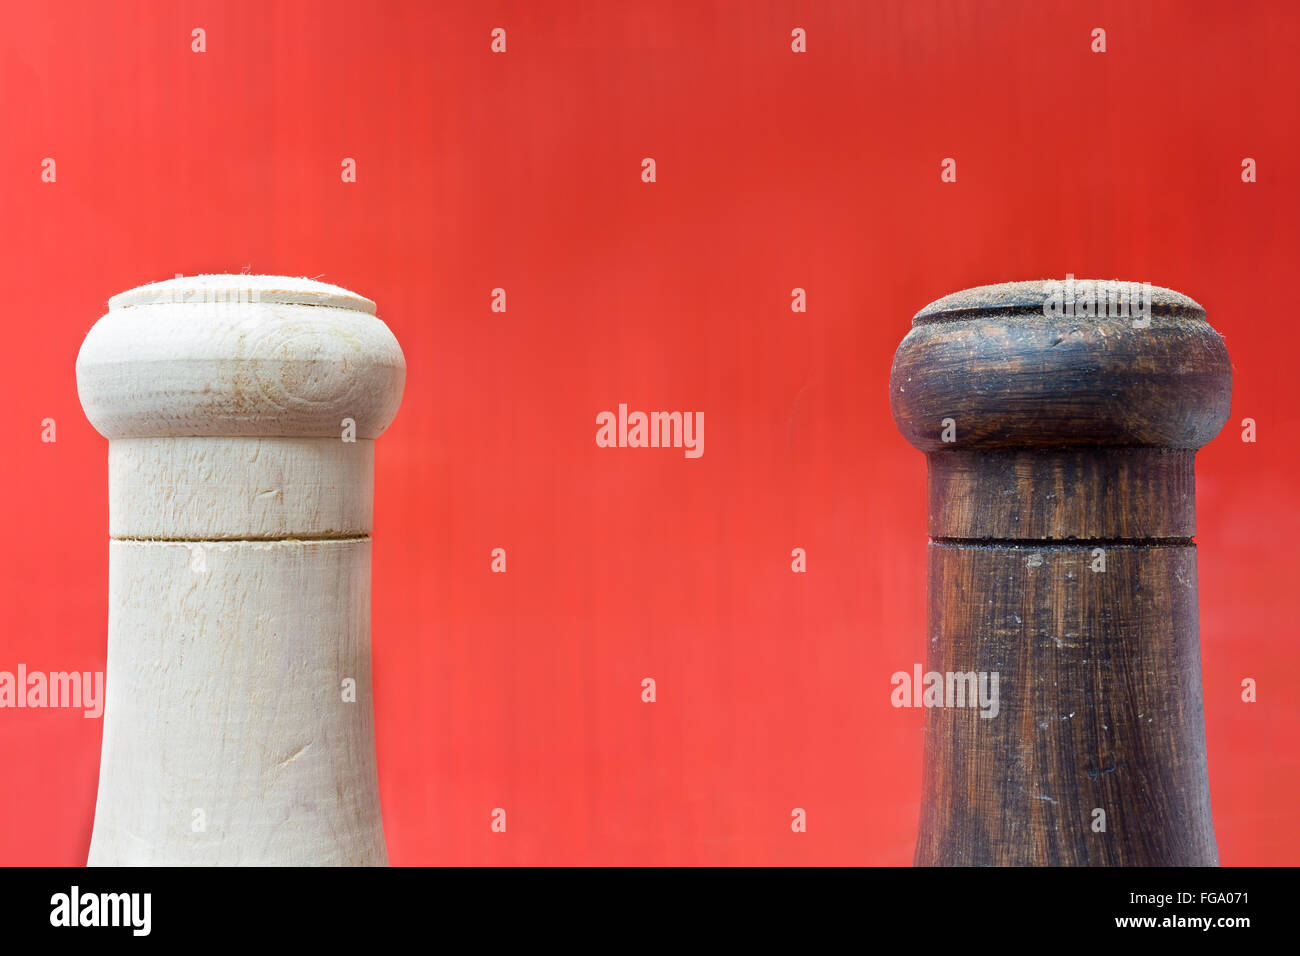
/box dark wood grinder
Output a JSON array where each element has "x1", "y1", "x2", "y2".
[{"x1": 889, "y1": 280, "x2": 1231, "y2": 866}]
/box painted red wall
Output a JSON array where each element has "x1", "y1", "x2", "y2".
[{"x1": 1, "y1": 0, "x2": 1295, "y2": 865}]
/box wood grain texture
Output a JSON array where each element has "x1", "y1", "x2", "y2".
[
  {"x1": 927, "y1": 448, "x2": 1196, "y2": 541},
  {"x1": 87, "y1": 539, "x2": 386, "y2": 866},
  {"x1": 890, "y1": 279, "x2": 1230, "y2": 867},
  {"x1": 79, "y1": 275, "x2": 402, "y2": 867},
  {"x1": 917, "y1": 543, "x2": 1215, "y2": 866},
  {"x1": 77, "y1": 276, "x2": 404, "y2": 440},
  {"x1": 891, "y1": 284, "x2": 1230, "y2": 452},
  {"x1": 109, "y1": 437, "x2": 375, "y2": 539}
]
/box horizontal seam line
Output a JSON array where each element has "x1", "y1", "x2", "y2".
[
  {"x1": 912, "y1": 306, "x2": 1204, "y2": 323},
  {"x1": 111, "y1": 534, "x2": 371, "y2": 543},
  {"x1": 930, "y1": 536, "x2": 1194, "y2": 547},
  {"x1": 111, "y1": 299, "x2": 374, "y2": 315}
]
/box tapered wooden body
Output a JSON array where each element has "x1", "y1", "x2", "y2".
[
  {"x1": 77, "y1": 275, "x2": 405, "y2": 865},
  {"x1": 890, "y1": 280, "x2": 1230, "y2": 866}
]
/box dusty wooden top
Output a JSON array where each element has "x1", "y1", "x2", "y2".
[
  {"x1": 109, "y1": 274, "x2": 377, "y2": 314},
  {"x1": 914, "y1": 279, "x2": 1205, "y2": 324},
  {"x1": 891, "y1": 279, "x2": 1231, "y2": 452}
]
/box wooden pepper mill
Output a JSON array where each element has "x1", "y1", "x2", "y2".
[
  {"x1": 890, "y1": 279, "x2": 1231, "y2": 866},
  {"x1": 77, "y1": 275, "x2": 405, "y2": 865}
]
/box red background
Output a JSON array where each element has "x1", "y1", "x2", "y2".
[{"x1": 1, "y1": 0, "x2": 1296, "y2": 865}]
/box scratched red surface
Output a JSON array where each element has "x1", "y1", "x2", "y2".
[{"x1": 0, "y1": 0, "x2": 1296, "y2": 865}]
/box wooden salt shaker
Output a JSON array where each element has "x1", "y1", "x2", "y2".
[
  {"x1": 77, "y1": 275, "x2": 405, "y2": 865},
  {"x1": 890, "y1": 280, "x2": 1230, "y2": 866}
]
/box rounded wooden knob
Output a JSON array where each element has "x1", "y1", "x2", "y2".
[
  {"x1": 890, "y1": 280, "x2": 1231, "y2": 542},
  {"x1": 76, "y1": 275, "x2": 406, "y2": 540},
  {"x1": 890, "y1": 279, "x2": 1231, "y2": 452},
  {"x1": 77, "y1": 274, "x2": 405, "y2": 440}
]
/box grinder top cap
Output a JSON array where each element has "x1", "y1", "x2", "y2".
[
  {"x1": 890, "y1": 279, "x2": 1232, "y2": 453},
  {"x1": 77, "y1": 274, "x2": 406, "y2": 441}
]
